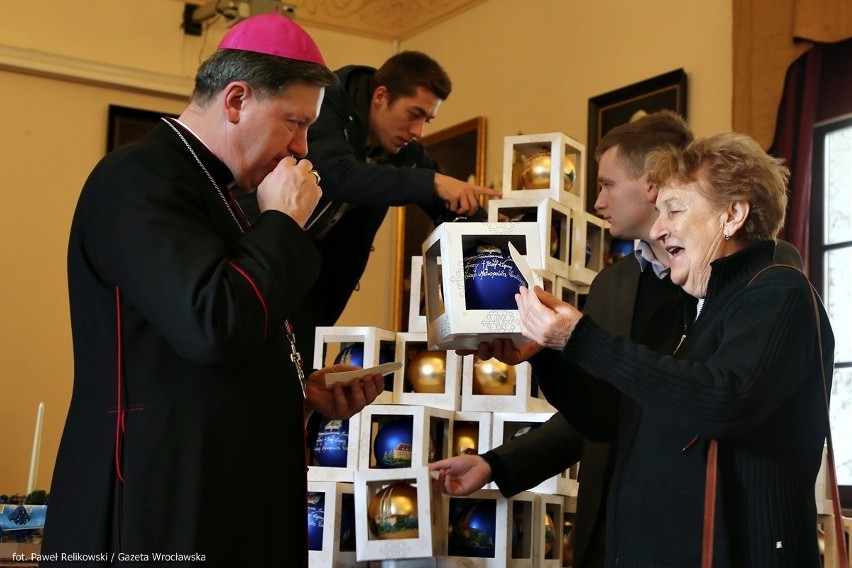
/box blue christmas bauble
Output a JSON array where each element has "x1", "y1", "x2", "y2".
[
  {"x1": 313, "y1": 417, "x2": 349, "y2": 468},
  {"x1": 335, "y1": 343, "x2": 394, "y2": 366},
  {"x1": 307, "y1": 492, "x2": 325, "y2": 551},
  {"x1": 340, "y1": 496, "x2": 356, "y2": 550},
  {"x1": 452, "y1": 500, "x2": 497, "y2": 557},
  {"x1": 512, "y1": 513, "x2": 523, "y2": 555},
  {"x1": 463, "y1": 245, "x2": 526, "y2": 310},
  {"x1": 373, "y1": 417, "x2": 414, "y2": 468},
  {"x1": 372, "y1": 417, "x2": 435, "y2": 468},
  {"x1": 335, "y1": 343, "x2": 395, "y2": 389},
  {"x1": 609, "y1": 238, "x2": 635, "y2": 263},
  {"x1": 334, "y1": 343, "x2": 359, "y2": 365}
]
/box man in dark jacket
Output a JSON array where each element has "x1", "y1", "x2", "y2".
[{"x1": 291, "y1": 51, "x2": 500, "y2": 365}]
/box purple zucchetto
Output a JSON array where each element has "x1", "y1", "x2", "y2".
[{"x1": 218, "y1": 12, "x2": 325, "y2": 65}]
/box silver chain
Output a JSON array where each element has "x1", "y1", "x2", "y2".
[
  {"x1": 162, "y1": 117, "x2": 308, "y2": 398},
  {"x1": 162, "y1": 118, "x2": 241, "y2": 228}
]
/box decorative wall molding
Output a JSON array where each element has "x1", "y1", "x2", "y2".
[
  {"x1": 183, "y1": 0, "x2": 488, "y2": 40},
  {"x1": 291, "y1": 0, "x2": 488, "y2": 40},
  {"x1": 0, "y1": 44, "x2": 193, "y2": 99}
]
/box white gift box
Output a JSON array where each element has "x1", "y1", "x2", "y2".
[
  {"x1": 537, "y1": 269, "x2": 558, "y2": 299},
  {"x1": 313, "y1": 325, "x2": 398, "y2": 404},
  {"x1": 559, "y1": 497, "x2": 578, "y2": 568},
  {"x1": 563, "y1": 494, "x2": 578, "y2": 514},
  {"x1": 308, "y1": 413, "x2": 363, "y2": 482},
  {"x1": 394, "y1": 332, "x2": 463, "y2": 411},
  {"x1": 407, "y1": 256, "x2": 427, "y2": 333},
  {"x1": 359, "y1": 404, "x2": 453, "y2": 471},
  {"x1": 450, "y1": 411, "x2": 493, "y2": 457},
  {"x1": 436, "y1": 489, "x2": 538, "y2": 568},
  {"x1": 502, "y1": 132, "x2": 585, "y2": 209},
  {"x1": 460, "y1": 356, "x2": 555, "y2": 414},
  {"x1": 421, "y1": 222, "x2": 543, "y2": 351},
  {"x1": 307, "y1": 481, "x2": 364, "y2": 567},
  {"x1": 487, "y1": 197, "x2": 574, "y2": 279},
  {"x1": 491, "y1": 413, "x2": 578, "y2": 497},
  {"x1": 438, "y1": 489, "x2": 535, "y2": 568},
  {"x1": 815, "y1": 445, "x2": 834, "y2": 515},
  {"x1": 568, "y1": 211, "x2": 610, "y2": 285},
  {"x1": 554, "y1": 276, "x2": 590, "y2": 310},
  {"x1": 534, "y1": 493, "x2": 566, "y2": 567},
  {"x1": 354, "y1": 467, "x2": 444, "y2": 562}
]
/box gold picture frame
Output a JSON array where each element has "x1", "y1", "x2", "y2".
[{"x1": 392, "y1": 116, "x2": 487, "y2": 331}]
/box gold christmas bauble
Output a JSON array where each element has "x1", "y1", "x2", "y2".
[
  {"x1": 406, "y1": 350, "x2": 447, "y2": 393},
  {"x1": 550, "y1": 224, "x2": 560, "y2": 258},
  {"x1": 544, "y1": 512, "x2": 555, "y2": 557},
  {"x1": 452, "y1": 421, "x2": 479, "y2": 456},
  {"x1": 521, "y1": 151, "x2": 576, "y2": 191},
  {"x1": 472, "y1": 357, "x2": 516, "y2": 395},
  {"x1": 367, "y1": 482, "x2": 420, "y2": 540},
  {"x1": 563, "y1": 516, "x2": 575, "y2": 566}
]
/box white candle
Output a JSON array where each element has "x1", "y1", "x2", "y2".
[{"x1": 26, "y1": 402, "x2": 44, "y2": 495}]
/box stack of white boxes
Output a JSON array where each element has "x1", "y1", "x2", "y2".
[
  {"x1": 489, "y1": 132, "x2": 610, "y2": 305},
  {"x1": 306, "y1": 132, "x2": 610, "y2": 567}
]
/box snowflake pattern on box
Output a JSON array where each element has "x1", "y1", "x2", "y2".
[
  {"x1": 485, "y1": 221, "x2": 519, "y2": 235},
  {"x1": 449, "y1": 260, "x2": 465, "y2": 294},
  {"x1": 480, "y1": 310, "x2": 519, "y2": 333}
]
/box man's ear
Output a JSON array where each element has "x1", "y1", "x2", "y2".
[
  {"x1": 644, "y1": 176, "x2": 658, "y2": 204},
  {"x1": 223, "y1": 81, "x2": 250, "y2": 124},
  {"x1": 371, "y1": 85, "x2": 388, "y2": 107},
  {"x1": 723, "y1": 200, "x2": 750, "y2": 236}
]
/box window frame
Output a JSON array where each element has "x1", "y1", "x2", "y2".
[{"x1": 810, "y1": 113, "x2": 852, "y2": 509}]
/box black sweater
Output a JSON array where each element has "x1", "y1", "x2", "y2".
[{"x1": 535, "y1": 241, "x2": 835, "y2": 567}]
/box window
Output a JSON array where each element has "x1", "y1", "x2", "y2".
[{"x1": 812, "y1": 115, "x2": 852, "y2": 506}]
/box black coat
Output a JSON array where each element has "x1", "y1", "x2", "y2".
[
  {"x1": 540, "y1": 241, "x2": 834, "y2": 567},
  {"x1": 42, "y1": 120, "x2": 321, "y2": 566}
]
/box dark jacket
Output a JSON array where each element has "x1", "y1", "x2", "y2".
[
  {"x1": 43, "y1": 120, "x2": 320, "y2": 566},
  {"x1": 290, "y1": 64, "x2": 479, "y2": 363},
  {"x1": 538, "y1": 241, "x2": 834, "y2": 567},
  {"x1": 485, "y1": 251, "x2": 686, "y2": 567}
]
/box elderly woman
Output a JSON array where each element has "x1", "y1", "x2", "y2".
[{"x1": 511, "y1": 132, "x2": 835, "y2": 567}]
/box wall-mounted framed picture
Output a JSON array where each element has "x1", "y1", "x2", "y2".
[
  {"x1": 392, "y1": 116, "x2": 486, "y2": 331},
  {"x1": 107, "y1": 105, "x2": 176, "y2": 153},
  {"x1": 586, "y1": 69, "x2": 688, "y2": 212}
]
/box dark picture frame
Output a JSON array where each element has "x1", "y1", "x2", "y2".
[
  {"x1": 107, "y1": 105, "x2": 176, "y2": 153},
  {"x1": 586, "y1": 69, "x2": 688, "y2": 212},
  {"x1": 392, "y1": 116, "x2": 486, "y2": 330}
]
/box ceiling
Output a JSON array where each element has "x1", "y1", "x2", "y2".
[{"x1": 184, "y1": 0, "x2": 488, "y2": 41}]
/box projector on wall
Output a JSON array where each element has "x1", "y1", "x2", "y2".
[{"x1": 192, "y1": 0, "x2": 295, "y2": 27}]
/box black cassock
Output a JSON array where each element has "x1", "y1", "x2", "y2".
[{"x1": 42, "y1": 120, "x2": 320, "y2": 567}]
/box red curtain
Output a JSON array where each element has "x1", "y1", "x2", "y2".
[
  {"x1": 769, "y1": 47, "x2": 822, "y2": 273},
  {"x1": 769, "y1": 38, "x2": 852, "y2": 275}
]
